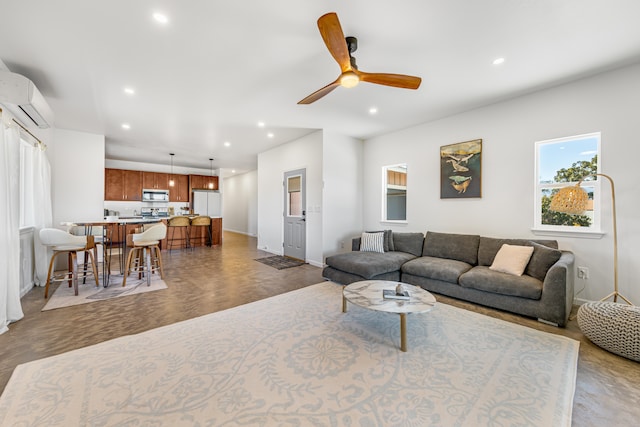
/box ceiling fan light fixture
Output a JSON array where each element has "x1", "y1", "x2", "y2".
[{"x1": 340, "y1": 71, "x2": 360, "y2": 88}]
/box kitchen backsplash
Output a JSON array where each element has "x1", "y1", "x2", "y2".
[{"x1": 103, "y1": 201, "x2": 190, "y2": 217}]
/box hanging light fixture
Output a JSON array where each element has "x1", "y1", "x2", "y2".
[
  {"x1": 169, "y1": 153, "x2": 175, "y2": 187},
  {"x1": 208, "y1": 158, "x2": 214, "y2": 189}
]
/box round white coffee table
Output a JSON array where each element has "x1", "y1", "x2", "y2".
[{"x1": 342, "y1": 280, "x2": 437, "y2": 352}]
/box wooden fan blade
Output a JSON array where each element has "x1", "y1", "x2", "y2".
[
  {"x1": 317, "y1": 12, "x2": 351, "y2": 73},
  {"x1": 298, "y1": 79, "x2": 341, "y2": 104},
  {"x1": 357, "y1": 71, "x2": 422, "y2": 89}
]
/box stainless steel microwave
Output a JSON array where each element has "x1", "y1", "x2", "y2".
[{"x1": 142, "y1": 189, "x2": 169, "y2": 202}]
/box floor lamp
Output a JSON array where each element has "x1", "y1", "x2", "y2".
[{"x1": 550, "y1": 173, "x2": 633, "y2": 305}]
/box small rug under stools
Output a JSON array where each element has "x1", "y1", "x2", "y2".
[
  {"x1": 42, "y1": 273, "x2": 167, "y2": 311},
  {"x1": 577, "y1": 301, "x2": 640, "y2": 362},
  {"x1": 255, "y1": 255, "x2": 304, "y2": 269}
]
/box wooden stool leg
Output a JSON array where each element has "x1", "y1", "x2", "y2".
[
  {"x1": 44, "y1": 252, "x2": 57, "y2": 299},
  {"x1": 87, "y1": 249, "x2": 100, "y2": 287},
  {"x1": 122, "y1": 246, "x2": 137, "y2": 287},
  {"x1": 154, "y1": 245, "x2": 164, "y2": 279}
]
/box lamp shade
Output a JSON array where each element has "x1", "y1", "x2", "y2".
[{"x1": 549, "y1": 184, "x2": 589, "y2": 215}]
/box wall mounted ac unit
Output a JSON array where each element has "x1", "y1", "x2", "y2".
[{"x1": 0, "y1": 70, "x2": 54, "y2": 129}]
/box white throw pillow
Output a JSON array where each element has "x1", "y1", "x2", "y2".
[
  {"x1": 360, "y1": 232, "x2": 385, "y2": 253},
  {"x1": 489, "y1": 244, "x2": 535, "y2": 276}
]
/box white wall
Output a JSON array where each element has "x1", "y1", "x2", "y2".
[
  {"x1": 50, "y1": 129, "x2": 105, "y2": 226},
  {"x1": 257, "y1": 131, "x2": 323, "y2": 266},
  {"x1": 322, "y1": 132, "x2": 364, "y2": 257},
  {"x1": 222, "y1": 170, "x2": 258, "y2": 236},
  {"x1": 362, "y1": 63, "x2": 640, "y2": 304}
]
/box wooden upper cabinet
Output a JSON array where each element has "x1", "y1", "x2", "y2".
[
  {"x1": 105, "y1": 168, "x2": 124, "y2": 200},
  {"x1": 143, "y1": 172, "x2": 169, "y2": 190},
  {"x1": 170, "y1": 174, "x2": 190, "y2": 202},
  {"x1": 190, "y1": 174, "x2": 219, "y2": 191},
  {"x1": 122, "y1": 170, "x2": 142, "y2": 200},
  {"x1": 105, "y1": 168, "x2": 142, "y2": 201}
]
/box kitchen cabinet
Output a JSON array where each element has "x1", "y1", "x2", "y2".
[
  {"x1": 143, "y1": 172, "x2": 169, "y2": 190},
  {"x1": 170, "y1": 174, "x2": 190, "y2": 202},
  {"x1": 105, "y1": 169, "x2": 143, "y2": 201},
  {"x1": 190, "y1": 174, "x2": 219, "y2": 191}
]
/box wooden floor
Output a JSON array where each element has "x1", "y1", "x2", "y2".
[{"x1": 1, "y1": 231, "x2": 639, "y2": 426}]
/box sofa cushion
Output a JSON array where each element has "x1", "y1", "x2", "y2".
[
  {"x1": 525, "y1": 241, "x2": 563, "y2": 281},
  {"x1": 489, "y1": 244, "x2": 534, "y2": 276},
  {"x1": 392, "y1": 232, "x2": 425, "y2": 257},
  {"x1": 478, "y1": 237, "x2": 558, "y2": 267},
  {"x1": 459, "y1": 266, "x2": 543, "y2": 300},
  {"x1": 360, "y1": 232, "x2": 384, "y2": 253},
  {"x1": 422, "y1": 231, "x2": 480, "y2": 265},
  {"x1": 325, "y1": 251, "x2": 417, "y2": 279},
  {"x1": 402, "y1": 256, "x2": 472, "y2": 283}
]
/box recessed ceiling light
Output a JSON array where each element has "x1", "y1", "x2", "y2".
[
  {"x1": 121, "y1": 123, "x2": 131, "y2": 130},
  {"x1": 493, "y1": 57, "x2": 505, "y2": 65},
  {"x1": 153, "y1": 12, "x2": 169, "y2": 24},
  {"x1": 224, "y1": 141, "x2": 231, "y2": 147},
  {"x1": 369, "y1": 107, "x2": 378, "y2": 114},
  {"x1": 257, "y1": 121, "x2": 265, "y2": 128},
  {"x1": 231, "y1": 169, "x2": 236, "y2": 173},
  {"x1": 124, "y1": 87, "x2": 135, "y2": 95},
  {"x1": 267, "y1": 133, "x2": 274, "y2": 138}
]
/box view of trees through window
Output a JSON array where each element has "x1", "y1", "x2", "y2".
[
  {"x1": 535, "y1": 133, "x2": 600, "y2": 230},
  {"x1": 541, "y1": 155, "x2": 597, "y2": 226}
]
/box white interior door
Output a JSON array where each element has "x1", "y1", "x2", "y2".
[{"x1": 283, "y1": 169, "x2": 306, "y2": 261}]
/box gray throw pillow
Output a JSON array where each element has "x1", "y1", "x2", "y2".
[
  {"x1": 365, "y1": 230, "x2": 394, "y2": 252},
  {"x1": 525, "y1": 241, "x2": 562, "y2": 281}
]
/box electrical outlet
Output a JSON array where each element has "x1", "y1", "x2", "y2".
[
  {"x1": 340, "y1": 241, "x2": 345, "y2": 249},
  {"x1": 577, "y1": 267, "x2": 589, "y2": 280}
]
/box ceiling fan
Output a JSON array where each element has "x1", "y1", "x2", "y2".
[{"x1": 298, "y1": 12, "x2": 422, "y2": 105}]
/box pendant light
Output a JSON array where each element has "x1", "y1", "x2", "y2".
[
  {"x1": 208, "y1": 158, "x2": 214, "y2": 189},
  {"x1": 169, "y1": 153, "x2": 175, "y2": 187}
]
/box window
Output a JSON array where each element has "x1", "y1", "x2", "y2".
[
  {"x1": 287, "y1": 175, "x2": 302, "y2": 217},
  {"x1": 534, "y1": 132, "x2": 601, "y2": 234},
  {"x1": 382, "y1": 164, "x2": 407, "y2": 222}
]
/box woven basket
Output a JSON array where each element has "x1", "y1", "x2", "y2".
[{"x1": 577, "y1": 301, "x2": 640, "y2": 362}]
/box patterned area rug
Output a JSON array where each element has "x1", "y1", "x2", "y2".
[
  {"x1": 255, "y1": 255, "x2": 305, "y2": 269},
  {"x1": 41, "y1": 272, "x2": 167, "y2": 311},
  {"x1": 1, "y1": 282, "x2": 578, "y2": 426}
]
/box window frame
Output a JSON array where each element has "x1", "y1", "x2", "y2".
[{"x1": 532, "y1": 132, "x2": 603, "y2": 238}]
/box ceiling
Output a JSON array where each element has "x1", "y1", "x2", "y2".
[{"x1": 1, "y1": 1, "x2": 640, "y2": 177}]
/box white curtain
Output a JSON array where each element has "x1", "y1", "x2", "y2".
[
  {"x1": 0, "y1": 117, "x2": 24, "y2": 334},
  {"x1": 29, "y1": 143, "x2": 53, "y2": 285}
]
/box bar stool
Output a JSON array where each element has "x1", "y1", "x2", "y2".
[
  {"x1": 39, "y1": 228, "x2": 100, "y2": 298},
  {"x1": 69, "y1": 225, "x2": 111, "y2": 285},
  {"x1": 189, "y1": 216, "x2": 212, "y2": 248},
  {"x1": 167, "y1": 216, "x2": 191, "y2": 252},
  {"x1": 123, "y1": 223, "x2": 167, "y2": 287}
]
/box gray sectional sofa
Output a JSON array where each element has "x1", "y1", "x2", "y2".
[{"x1": 323, "y1": 231, "x2": 575, "y2": 326}]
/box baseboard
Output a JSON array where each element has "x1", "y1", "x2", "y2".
[{"x1": 223, "y1": 228, "x2": 257, "y2": 237}]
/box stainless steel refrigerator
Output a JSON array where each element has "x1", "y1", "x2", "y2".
[{"x1": 192, "y1": 190, "x2": 221, "y2": 217}]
